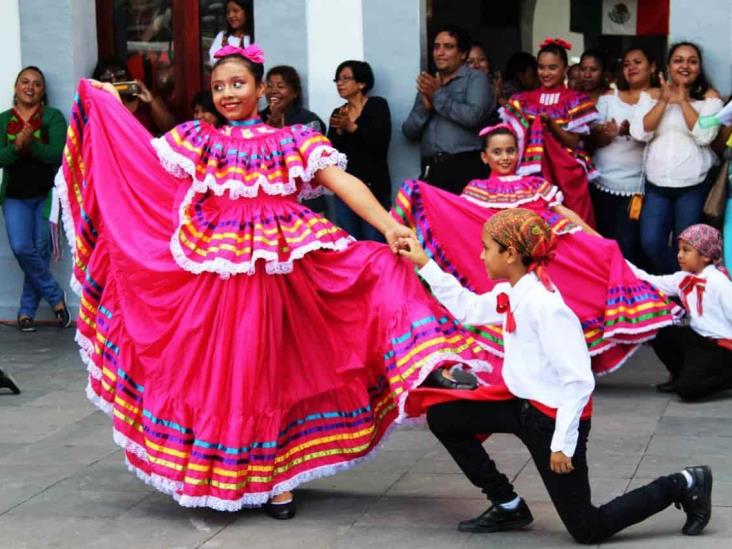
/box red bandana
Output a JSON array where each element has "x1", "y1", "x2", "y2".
[{"x1": 679, "y1": 275, "x2": 706, "y2": 316}]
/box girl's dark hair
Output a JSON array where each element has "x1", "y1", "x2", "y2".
[
  {"x1": 538, "y1": 43, "x2": 568, "y2": 67},
  {"x1": 666, "y1": 41, "x2": 711, "y2": 100},
  {"x1": 481, "y1": 127, "x2": 517, "y2": 150},
  {"x1": 213, "y1": 55, "x2": 264, "y2": 84},
  {"x1": 92, "y1": 58, "x2": 130, "y2": 81},
  {"x1": 266, "y1": 65, "x2": 303, "y2": 107},
  {"x1": 223, "y1": 0, "x2": 253, "y2": 40},
  {"x1": 334, "y1": 60, "x2": 375, "y2": 93},
  {"x1": 14, "y1": 66, "x2": 48, "y2": 105},
  {"x1": 616, "y1": 46, "x2": 657, "y2": 91},
  {"x1": 433, "y1": 24, "x2": 471, "y2": 53},
  {"x1": 504, "y1": 52, "x2": 537, "y2": 81}
]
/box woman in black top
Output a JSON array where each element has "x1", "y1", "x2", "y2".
[
  {"x1": 261, "y1": 65, "x2": 327, "y2": 212},
  {"x1": 328, "y1": 60, "x2": 391, "y2": 241}
]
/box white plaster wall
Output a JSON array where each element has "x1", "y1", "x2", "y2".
[
  {"x1": 530, "y1": 0, "x2": 585, "y2": 63},
  {"x1": 305, "y1": 0, "x2": 364, "y2": 123},
  {"x1": 0, "y1": 0, "x2": 25, "y2": 319},
  {"x1": 670, "y1": 0, "x2": 732, "y2": 95}
]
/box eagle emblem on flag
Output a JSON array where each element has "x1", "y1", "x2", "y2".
[{"x1": 608, "y1": 3, "x2": 631, "y2": 24}]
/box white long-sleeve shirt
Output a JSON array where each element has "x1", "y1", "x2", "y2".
[
  {"x1": 629, "y1": 263, "x2": 732, "y2": 339},
  {"x1": 630, "y1": 92, "x2": 722, "y2": 188},
  {"x1": 418, "y1": 260, "x2": 595, "y2": 457},
  {"x1": 208, "y1": 31, "x2": 252, "y2": 65}
]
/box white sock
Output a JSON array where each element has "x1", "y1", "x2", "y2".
[
  {"x1": 681, "y1": 470, "x2": 694, "y2": 489},
  {"x1": 498, "y1": 496, "x2": 521, "y2": 510}
]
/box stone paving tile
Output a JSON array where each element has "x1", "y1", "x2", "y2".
[
  {"x1": 646, "y1": 435, "x2": 732, "y2": 456},
  {"x1": 598, "y1": 507, "x2": 732, "y2": 548},
  {"x1": 1, "y1": 326, "x2": 731, "y2": 548},
  {"x1": 635, "y1": 454, "x2": 732, "y2": 482},
  {"x1": 655, "y1": 416, "x2": 732, "y2": 437}
]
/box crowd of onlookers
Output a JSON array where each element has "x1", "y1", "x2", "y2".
[{"x1": 1, "y1": 0, "x2": 730, "y2": 340}]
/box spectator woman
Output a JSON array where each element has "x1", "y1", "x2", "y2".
[
  {"x1": 0, "y1": 66, "x2": 70, "y2": 332},
  {"x1": 260, "y1": 65, "x2": 327, "y2": 213},
  {"x1": 579, "y1": 49, "x2": 610, "y2": 104},
  {"x1": 192, "y1": 90, "x2": 221, "y2": 126},
  {"x1": 495, "y1": 51, "x2": 538, "y2": 108},
  {"x1": 93, "y1": 59, "x2": 176, "y2": 135},
  {"x1": 328, "y1": 60, "x2": 391, "y2": 241},
  {"x1": 466, "y1": 42, "x2": 491, "y2": 75},
  {"x1": 631, "y1": 42, "x2": 722, "y2": 273},
  {"x1": 208, "y1": 0, "x2": 252, "y2": 65},
  {"x1": 260, "y1": 65, "x2": 325, "y2": 132},
  {"x1": 591, "y1": 46, "x2": 658, "y2": 263}
]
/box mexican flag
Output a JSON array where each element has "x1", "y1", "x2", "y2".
[{"x1": 571, "y1": 0, "x2": 669, "y2": 35}]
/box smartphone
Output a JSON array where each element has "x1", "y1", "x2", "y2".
[{"x1": 112, "y1": 81, "x2": 140, "y2": 96}]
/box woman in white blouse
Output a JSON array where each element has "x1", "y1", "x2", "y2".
[
  {"x1": 630, "y1": 42, "x2": 722, "y2": 273},
  {"x1": 208, "y1": 0, "x2": 252, "y2": 65},
  {"x1": 592, "y1": 46, "x2": 657, "y2": 263}
]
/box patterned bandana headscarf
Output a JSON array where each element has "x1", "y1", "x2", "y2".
[
  {"x1": 678, "y1": 224, "x2": 723, "y2": 266},
  {"x1": 483, "y1": 208, "x2": 557, "y2": 290}
]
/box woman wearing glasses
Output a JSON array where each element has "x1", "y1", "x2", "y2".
[{"x1": 328, "y1": 60, "x2": 392, "y2": 241}]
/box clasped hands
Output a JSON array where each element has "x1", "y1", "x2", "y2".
[
  {"x1": 13, "y1": 123, "x2": 35, "y2": 152},
  {"x1": 659, "y1": 72, "x2": 689, "y2": 104},
  {"x1": 416, "y1": 72, "x2": 441, "y2": 110}
]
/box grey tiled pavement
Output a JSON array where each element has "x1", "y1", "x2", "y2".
[{"x1": 1, "y1": 326, "x2": 731, "y2": 548}]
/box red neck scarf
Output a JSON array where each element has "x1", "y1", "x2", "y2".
[{"x1": 679, "y1": 275, "x2": 706, "y2": 315}]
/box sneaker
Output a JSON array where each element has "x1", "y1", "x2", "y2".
[
  {"x1": 458, "y1": 499, "x2": 533, "y2": 533},
  {"x1": 676, "y1": 466, "x2": 713, "y2": 536},
  {"x1": 54, "y1": 296, "x2": 71, "y2": 328},
  {"x1": 17, "y1": 317, "x2": 37, "y2": 333}
]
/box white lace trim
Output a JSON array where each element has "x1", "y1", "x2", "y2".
[
  {"x1": 590, "y1": 182, "x2": 640, "y2": 197},
  {"x1": 151, "y1": 137, "x2": 345, "y2": 201},
  {"x1": 83, "y1": 399, "x2": 403, "y2": 511},
  {"x1": 54, "y1": 168, "x2": 85, "y2": 296},
  {"x1": 169, "y1": 185, "x2": 353, "y2": 277},
  {"x1": 462, "y1": 184, "x2": 562, "y2": 210}
]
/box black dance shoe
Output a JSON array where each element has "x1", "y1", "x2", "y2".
[
  {"x1": 423, "y1": 368, "x2": 478, "y2": 390},
  {"x1": 263, "y1": 499, "x2": 296, "y2": 520},
  {"x1": 0, "y1": 369, "x2": 21, "y2": 394},
  {"x1": 458, "y1": 499, "x2": 533, "y2": 533},
  {"x1": 676, "y1": 466, "x2": 712, "y2": 536}
]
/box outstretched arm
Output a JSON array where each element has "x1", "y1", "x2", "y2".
[{"x1": 315, "y1": 166, "x2": 412, "y2": 247}]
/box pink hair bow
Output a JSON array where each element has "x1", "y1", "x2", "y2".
[
  {"x1": 478, "y1": 122, "x2": 515, "y2": 137},
  {"x1": 213, "y1": 44, "x2": 266, "y2": 64},
  {"x1": 539, "y1": 37, "x2": 572, "y2": 50}
]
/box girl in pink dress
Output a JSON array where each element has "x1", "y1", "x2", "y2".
[
  {"x1": 55, "y1": 45, "x2": 493, "y2": 516},
  {"x1": 501, "y1": 38, "x2": 599, "y2": 225},
  {"x1": 393, "y1": 123, "x2": 679, "y2": 382}
]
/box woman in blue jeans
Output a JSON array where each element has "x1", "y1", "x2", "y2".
[
  {"x1": 630, "y1": 42, "x2": 722, "y2": 273},
  {"x1": 0, "y1": 66, "x2": 69, "y2": 332}
]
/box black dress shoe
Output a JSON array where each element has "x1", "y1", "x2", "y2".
[
  {"x1": 0, "y1": 369, "x2": 21, "y2": 394},
  {"x1": 263, "y1": 499, "x2": 296, "y2": 520},
  {"x1": 458, "y1": 499, "x2": 533, "y2": 533},
  {"x1": 676, "y1": 466, "x2": 712, "y2": 535},
  {"x1": 423, "y1": 368, "x2": 478, "y2": 390}
]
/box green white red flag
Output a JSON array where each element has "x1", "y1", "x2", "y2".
[{"x1": 571, "y1": 0, "x2": 670, "y2": 36}]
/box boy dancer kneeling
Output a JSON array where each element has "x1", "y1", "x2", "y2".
[{"x1": 397, "y1": 208, "x2": 712, "y2": 543}]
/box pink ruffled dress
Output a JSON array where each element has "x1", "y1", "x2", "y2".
[
  {"x1": 393, "y1": 176, "x2": 681, "y2": 376},
  {"x1": 55, "y1": 81, "x2": 494, "y2": 511}
]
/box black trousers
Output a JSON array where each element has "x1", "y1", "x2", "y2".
[
  {"x1": 421, "y1": 151, "x2": 487, "y2": 195},
  {"x1": 427, "y1": 399, "x2": 686, "y2": 544},
  {"x1": 652, "y1": 325, "x2": 732, "y2": 400}
]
